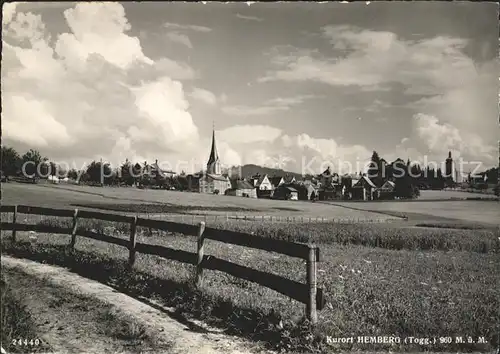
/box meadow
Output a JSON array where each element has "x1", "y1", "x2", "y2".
[
  {"x1": 1, "y1": 182, "x2": 499, "y2": 352},
  {"x1": 1, "y1": 183, "x2": 398, "y2": 221},
  {"x1": 327, "y1": 199, "x2": 499, "y2": 226},
  {"x1": 1, "y1": 210, "x2": 498, "y2": 353}
]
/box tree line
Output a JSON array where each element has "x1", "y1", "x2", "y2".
[{"x1": 0, "y1": 146, "x2": 176, "y2": 188}]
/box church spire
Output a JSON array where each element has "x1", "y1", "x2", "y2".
[{"x1": 207, "y1": 123, "x2": 221, "y2": 174}]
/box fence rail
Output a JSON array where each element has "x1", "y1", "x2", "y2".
[{"x1": 0, "y1": 204, "x2": 325, "y2": 323}]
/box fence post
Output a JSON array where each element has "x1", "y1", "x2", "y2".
[
  {"x1": 196, "y1": 221, "x2": 206, "y2": 288},
  {"x1": 70, "y1": 209, "x2": 79, "y2": 249},
  {"x1": 12, "y1": 205, "x2": 17, "y2": 242},
  {"x1": 128, "y1": 216, "x2": 138, "y2": 268},
  {"x1": 306, "y1": 245, "x2": 318, "y2": 324}
]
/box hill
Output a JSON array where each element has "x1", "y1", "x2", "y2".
[{"x1": 225, "y1": 164, "x2": 304, "y2": 180}]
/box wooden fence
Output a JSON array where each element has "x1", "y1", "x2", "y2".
[{"x1": 0, "y1": 204, "x2": 325, "y2": 323}]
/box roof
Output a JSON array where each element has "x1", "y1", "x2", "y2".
[
  {"x1": 381, "y1": 181, "x2": 395, "y2": 189},
  {"x1": 353, "y1": 176, "x2": 377, "y2": 189},
  {"x1": 151, "y1": 162, "x2": 175, "y2": 176},
  {"x1": 270, "y1": 176, "x2": 284, "y2": 187},
  {"x1": 231, "y1": 180, "x2": 255, "y2": 190},
  {"x1": 255, "y1": 174, "x2": 269, "y2": 186},
  {"x1": 283, "y1": 175, "x2": 295, "y2": 183},
  {"x1": 245, "y1": 177, "x2": 256, "y2": 186},
  {"x1": 205, "y1": 174, "x2": 228, "y2": 182},
  {"x1": 285, "y1": 186, "x2": 298, "y2": 192},
  {"x1": 321, "y1": 167, "x2": 332, "y2": 176},
  {"x1": 207, "y1": 129, "x2": 219, "y2": 166}
]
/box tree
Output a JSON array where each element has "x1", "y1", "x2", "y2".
[
  {"x1": 21, "y1": 149, "x2": 47, "y2": 177},
  {"x1": 67, "y1": 169, "x2": 79, "y2": 180},
  {"x1": 132, "y1": 163, "x2": 142, "y2": 185},
  {"x1": 1, "y1": 146, "x2": 21, "y2": 176},
  {"x1": 120, "y1": 159, "x2": 135, "y2": 186},
  {"x1": 367, "y1": 151, "x2": 381, "y2": 182},
  {"x1": 86, "y1": 160, "x2": 112, "y2": 185}
]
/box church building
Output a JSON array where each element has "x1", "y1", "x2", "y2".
[
  {"x1": 445, "y1": 151, "x2": 458, "y2": 186},
  {"x1": 197, "y1": 128, "x2": 231, "y2": 194}
]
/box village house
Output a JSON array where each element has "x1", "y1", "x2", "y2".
[
  {"x1": 225, "y1": 179, "x2": 257, "y2": 198},
  {"x1": 317, "y1": 167, "x2": 341, "y2": 200},
  {"x1": 377, "y1": 180, "x2": 396, "y2": 199},
  {"x1": 138, "y1": 160, "x2": 176, "y2": 188},
  {"x1": 255, "y1": 174, "x2": 273, "y2": 190},
  {"x1": 305, "y1": 183, "x2": 319, "y2": 200},
  {"x1": 351, "y1": 175, "x2": 377, "y2": 201},
  {"x1": 273, "y1": 185, "x2": 299, "y2": 200},
  {"x1": 143, "y1": 160, "x2": 176, "y2": 179},
  {"x1": 251, "y1": 174, "x2": 273, "y2": 198},
  {"x1": 283, "y1": 175, "x2": 296, "y2": 184},
  {"x1": 270, "y1": 176, "x2": 285, "y2": 189}
]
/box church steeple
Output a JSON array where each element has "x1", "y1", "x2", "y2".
[{"x1": 207, "y1": 123, "x2": 221, "y2": 175}]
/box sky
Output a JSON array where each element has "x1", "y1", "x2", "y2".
[{"x1": 2, "y1": 1, "x2": 499, "y2": 176}]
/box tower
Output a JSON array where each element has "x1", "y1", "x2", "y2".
[
  {"x1": 206, "y1": 127, "x2": 221, "y2": 175},
  {"x1": 445, "y1": 151, "x2": 454, "y2": 184}
]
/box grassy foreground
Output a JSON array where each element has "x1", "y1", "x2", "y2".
[
  {"x1": 1, "y1": 216, "x2": 499, "y2": 353},
  {"x1": 1, "y1": 270, "x2": 50, "y2": 353}
]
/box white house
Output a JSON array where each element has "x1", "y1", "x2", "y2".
[{"x1": 255, "y1": 174, "x2": 273, "y2": 191}]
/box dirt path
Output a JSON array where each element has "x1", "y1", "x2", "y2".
[{"x1": 2, "y1": 256, "x2": 275, "y2": 354}]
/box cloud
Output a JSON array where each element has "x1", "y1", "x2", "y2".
[
  {"x1": 190, "y1": 87, "x2": 217, "y2": 105},
  {"x1": 218, "y1": 125, "x2": 283, "y2": 144},
  {"x1": 2, "y1": 3, "x2": 200, "y2": 167},
  {"x1": 413, "y1": 113, "x2": 495, "y2": 162},
  {"x1": 259, "y1": 25, "x2": 477, "y2": 91},
  {"x1": 57, "y1": 3, "x2": 154, "y2": 70},
  {"x1": 265, "y1": 94, "x2": 318, "y2": 106},
  {"x1": 2, "y1": 95, "x2": 72, "y2": 147},
  {"x1": 163, "y1": 22, "x2": 212, "y2": 33},
  {"x1": 222, "y1": 95, "x2": 317, "y2": 116},
  {"x1": 166, "y1": 32, "x2": 193, "y2": 49},
  {"x1": 236, "y1": 13, "x2": 263, "y2": 22},
  {"x1": 2, "y1": 2, "x2": 18, "y2": 26},
  {"x1": 212, "y1": 125, "x2": 372, "y2": 174},
  {"x1": 221, "y1": 105, "x2": 289, "y2": 116},
  {"x1": 259, "y1": 25, "x2": 497, "y2": 164}
]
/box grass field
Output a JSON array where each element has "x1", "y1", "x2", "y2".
[
  {"x1": 1, "y1": 213, "x2": 499, "y2": 352},
  {"x1": 326, "y1": 199, "x2": 499, "y2": 226},
  {"x1": 1, "y1": 183, "x2": 399, "y2": 222},
  {"x1": 1, "y1": 182, "x2": 499, "y2": 352},
  {"x1": 3, "y1": 183, "x2": 499, "y2": 226}
]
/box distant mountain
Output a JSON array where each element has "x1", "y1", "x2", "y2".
[{"x1": 224, "y1": 164, "x2": 304, "y2": 180}]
